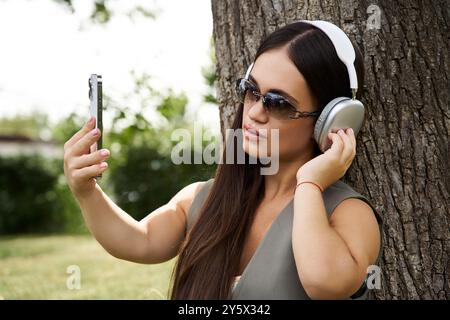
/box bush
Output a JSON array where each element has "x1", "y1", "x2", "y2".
[
  {"x1": 0, "y1": 155, "x2": 85, "y2": 235},
  {"x1": 108, "y1": 144, "x2": 215, "y2": 221}
]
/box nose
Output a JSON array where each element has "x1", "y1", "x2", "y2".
[{"x1": 247, "y1": 97, "x2": 269, "y2": 122}]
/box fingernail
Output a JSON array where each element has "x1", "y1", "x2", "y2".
[
  {"x1": 338, "y1": 129, "x2": 344, "y2": 134},
  {"x1": 100, "y1": 149, "x2": 109, "y2": 157},
  {"x1": 88, "y1": 117, "x2": 95, "y2": 125},
  {"x1": 99, "y1": 162, "x2": 108, "y2": 168},
  {"x1": 91, "y1": 128, "x2": 99, "y2": 136},
  {"x1": 349, "y1": 128, "x2": 353, "y2": 134}
]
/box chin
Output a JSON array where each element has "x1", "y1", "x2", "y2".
[{"x1": 242, "y1": 139, "x2": 272, "y2": 160}]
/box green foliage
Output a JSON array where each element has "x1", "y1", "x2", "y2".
[
  {"x1": 91, "y1": 1, "x2": 111, "y2": 24},
  {"x1": 0, "y1": 1, "x2": 220, "y2": 235},
  {"x1": 104, "y1": 72, "x2": 217, "y2": 220},
  {"x1": 0, "y1": 156, "x2": 84, "y2": 235},
  {"x1": 52, "y1": 0, "x2": 75, "y2": 13},
  {"x1": 0, "y1": 111, "x2": 51, "y2": 140},
  {"x1": 157, "y1": 90, "x2": 187, "y2": 122},
  {"x1": 126, "y1": 5, "x2": 157, "y2": 20},
  {"x1": 52, "y1": 111, "x2": 84, "y2": 144},
  {"x1": 0, "y1": 68, "x2": 219, "y2": 234},
  {"x1": 51, "y1": 0, "x2": 158, "y2": 25},
  {"x1": 108, "y1": 145, "x2": 214, "y2": 221}
]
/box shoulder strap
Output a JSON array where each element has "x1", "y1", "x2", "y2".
[
  {"x1": 323, "y1": 180, "x2": 383, "y2": 231},
  {"x1": 185, "y1": 178, "x2": 215, "y2": 233}
]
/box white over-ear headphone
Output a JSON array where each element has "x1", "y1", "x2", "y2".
[{"x1": 243, "y1": 20, "x2": 365, "y2": 153}]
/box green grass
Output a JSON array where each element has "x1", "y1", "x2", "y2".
[{"x1": 0, "y1": 234, "x2": 176, "y2": 299}]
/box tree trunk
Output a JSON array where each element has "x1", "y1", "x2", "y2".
[{"x1": 211, "y1": 0, "x2": 449, "y2": 300}]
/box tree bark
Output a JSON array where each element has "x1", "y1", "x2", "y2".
[{"x1": 211, "y1": 0, "x2": 449, "y2": 299}]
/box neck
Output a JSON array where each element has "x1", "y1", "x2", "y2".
[{"x1": 263, "y1": 152, "x2": 314, "y2": 202}]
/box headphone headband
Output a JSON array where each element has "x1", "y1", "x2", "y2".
[
  {"x1": 244, "y1": 62, "x2": 254, "y2": 79},
  {"x1": 300, "y1": 20, "x2": 358, "y2": 93},
  {"x1": 244, "y1": 20, "x2": 358, "y2": 97}
]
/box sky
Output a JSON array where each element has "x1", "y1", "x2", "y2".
[{"x1": 0, "y1": 0, "x2": 219, "y2": 132}]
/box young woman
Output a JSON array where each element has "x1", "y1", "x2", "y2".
[{"x1": 63, "y1": 21, "x2": 382, "y2": 300}]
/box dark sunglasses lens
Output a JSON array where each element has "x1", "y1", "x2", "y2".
[
  {"x1": 265, "y1": 93, "x2": 296, "y2": 119},
  {"x1": 236, "y1": 79, "x2": 258, "y2": 104}
]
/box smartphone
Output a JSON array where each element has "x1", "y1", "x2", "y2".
[
  {"x1": 88, "y1": 74, "x2": 103, "y2": 177},
  {"x1": 88, "y1": 74, "x2": 103, "y2": 152}
]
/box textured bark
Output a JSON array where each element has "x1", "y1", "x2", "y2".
[{"x1": 211, "y1": 0, "x2": 449, "y2": 300}]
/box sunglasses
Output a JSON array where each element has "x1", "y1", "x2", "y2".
[{"x1": 235, "y1": 78, "x2": 321, "y2": 120}]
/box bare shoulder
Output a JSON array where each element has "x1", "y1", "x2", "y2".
[
  {"x1": 329, "y1": 198, "x2": 381, "y2": 266},
  {"x1": 168, "y1": 180, "x2": 209, "y2": 221},
  {"x1": 136, "y1": 180, "x2": 210, "y2": 263}
]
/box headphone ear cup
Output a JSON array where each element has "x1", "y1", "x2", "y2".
[
  {"x1": 313, "y1": 97, "x2": 347, "y2": 146},
  {"x1": 313, "y1": 101, "x2": 331, "y2": 144},
  {"x1": 313, "y1": 97, "x2": 365, "y2": 153}
]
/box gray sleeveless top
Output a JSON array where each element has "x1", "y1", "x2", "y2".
[{"x1": 185, "y1": 178, "x2": 383, "y2": 300}]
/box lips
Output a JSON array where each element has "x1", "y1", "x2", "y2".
[{"x1": 243, "y1": 124, "x2": 266, "y2": 139}]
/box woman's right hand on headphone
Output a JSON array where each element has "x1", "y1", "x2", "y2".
[{"x1": 63, "y1": 117, "x2": 110, "y2": 199}]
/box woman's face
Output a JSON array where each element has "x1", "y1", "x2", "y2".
[{"x1": 242, "y1": 46, "x2": 319, "y2": 163}]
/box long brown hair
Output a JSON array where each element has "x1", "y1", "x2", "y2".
[{"x1": 169, "y1": 21, "x2": 364, "y2": 299}]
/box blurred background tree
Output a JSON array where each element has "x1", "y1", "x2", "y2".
[
  {"x1": 53, "y1": 0, "x2": 158, "y2": 25},
  {"x1": 0, "y1": 40, "x2": 218, "y2": 235},
  {"x1": 0, "y1": 0, "x2": 220, "y2": 235},
  {"x1": 0, "y1": 111, "x2": 51, "y2": 140},
  {"x1": 102, "y1": 70, "x2": 217, "y2": 221},
  {"x1": 0, "y1": 0, "x2": 218, "y2": 300}
]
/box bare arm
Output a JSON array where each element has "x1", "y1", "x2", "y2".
[
  {"x1": 64, "y1": 117, "x2": 207, "y2": 264},
  {"x1": 76, "y1": 181, "x2": 206, "y2": 264},
  {"x1": 292, "y1": 183, "x2": 381, "y2": 299}
]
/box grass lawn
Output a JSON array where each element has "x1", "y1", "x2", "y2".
[{"x1": 0, "y1": 234, "x2": 176, "y2": 299}]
